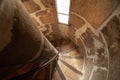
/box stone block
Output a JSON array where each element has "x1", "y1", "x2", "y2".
[
  {"x1": 22, "y1": 0, "x2": 41, "y2": 13},
  {"x1": 41, "y1": 0, "x2": 56, "y2": 8}
]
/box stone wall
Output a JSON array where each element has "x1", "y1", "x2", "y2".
[
  {"x1": 70, "y1": 0, "x2": 120, "y2": 29},
  {"x1": 68, "y1": 1, "x2": 120, "y2": 80},
  {"x1": 0, "y1": 0, "x2": 58, "y2": 79},
  {"x1": 102, "y1": 9, "x2": 120, "y2": 80},
  {"x1": 21, "y1": 0, "x2": 120, "y2": 80},
  {"x1": 22, "y1": 0, "x2": 63, "y2": 47}
]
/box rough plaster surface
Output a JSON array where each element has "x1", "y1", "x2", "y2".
[{"x1": 71, "y1": 0, "x2": 120, "y2": 29}]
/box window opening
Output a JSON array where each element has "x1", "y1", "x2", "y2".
[{"x1": 56, "y1": 0, "x2": 71, "y2": 24}]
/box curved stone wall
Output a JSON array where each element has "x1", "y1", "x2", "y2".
[
  {"x1": 22, "y1": 0, "x2": 62, "y2": 45},
  {"x1": 0, "y1": 0, "x2": 58, "y2": 79},
  {"x1": 69, "y1": 12, "x2": 109, "y2": 80},
  {"x1": 68, "y1": 2, "x2": 120, "y2": 80},
  {"x1": 18, "y1": 0, "x2": 120, "y2": 80}
]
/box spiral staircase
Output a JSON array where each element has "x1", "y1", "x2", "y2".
[
  {"x1": 1, "y1": 0, "x2": 120, "y2": 80},
  {"x1": 52, "y1": 39, "x2": 84, "y2": 80}
]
